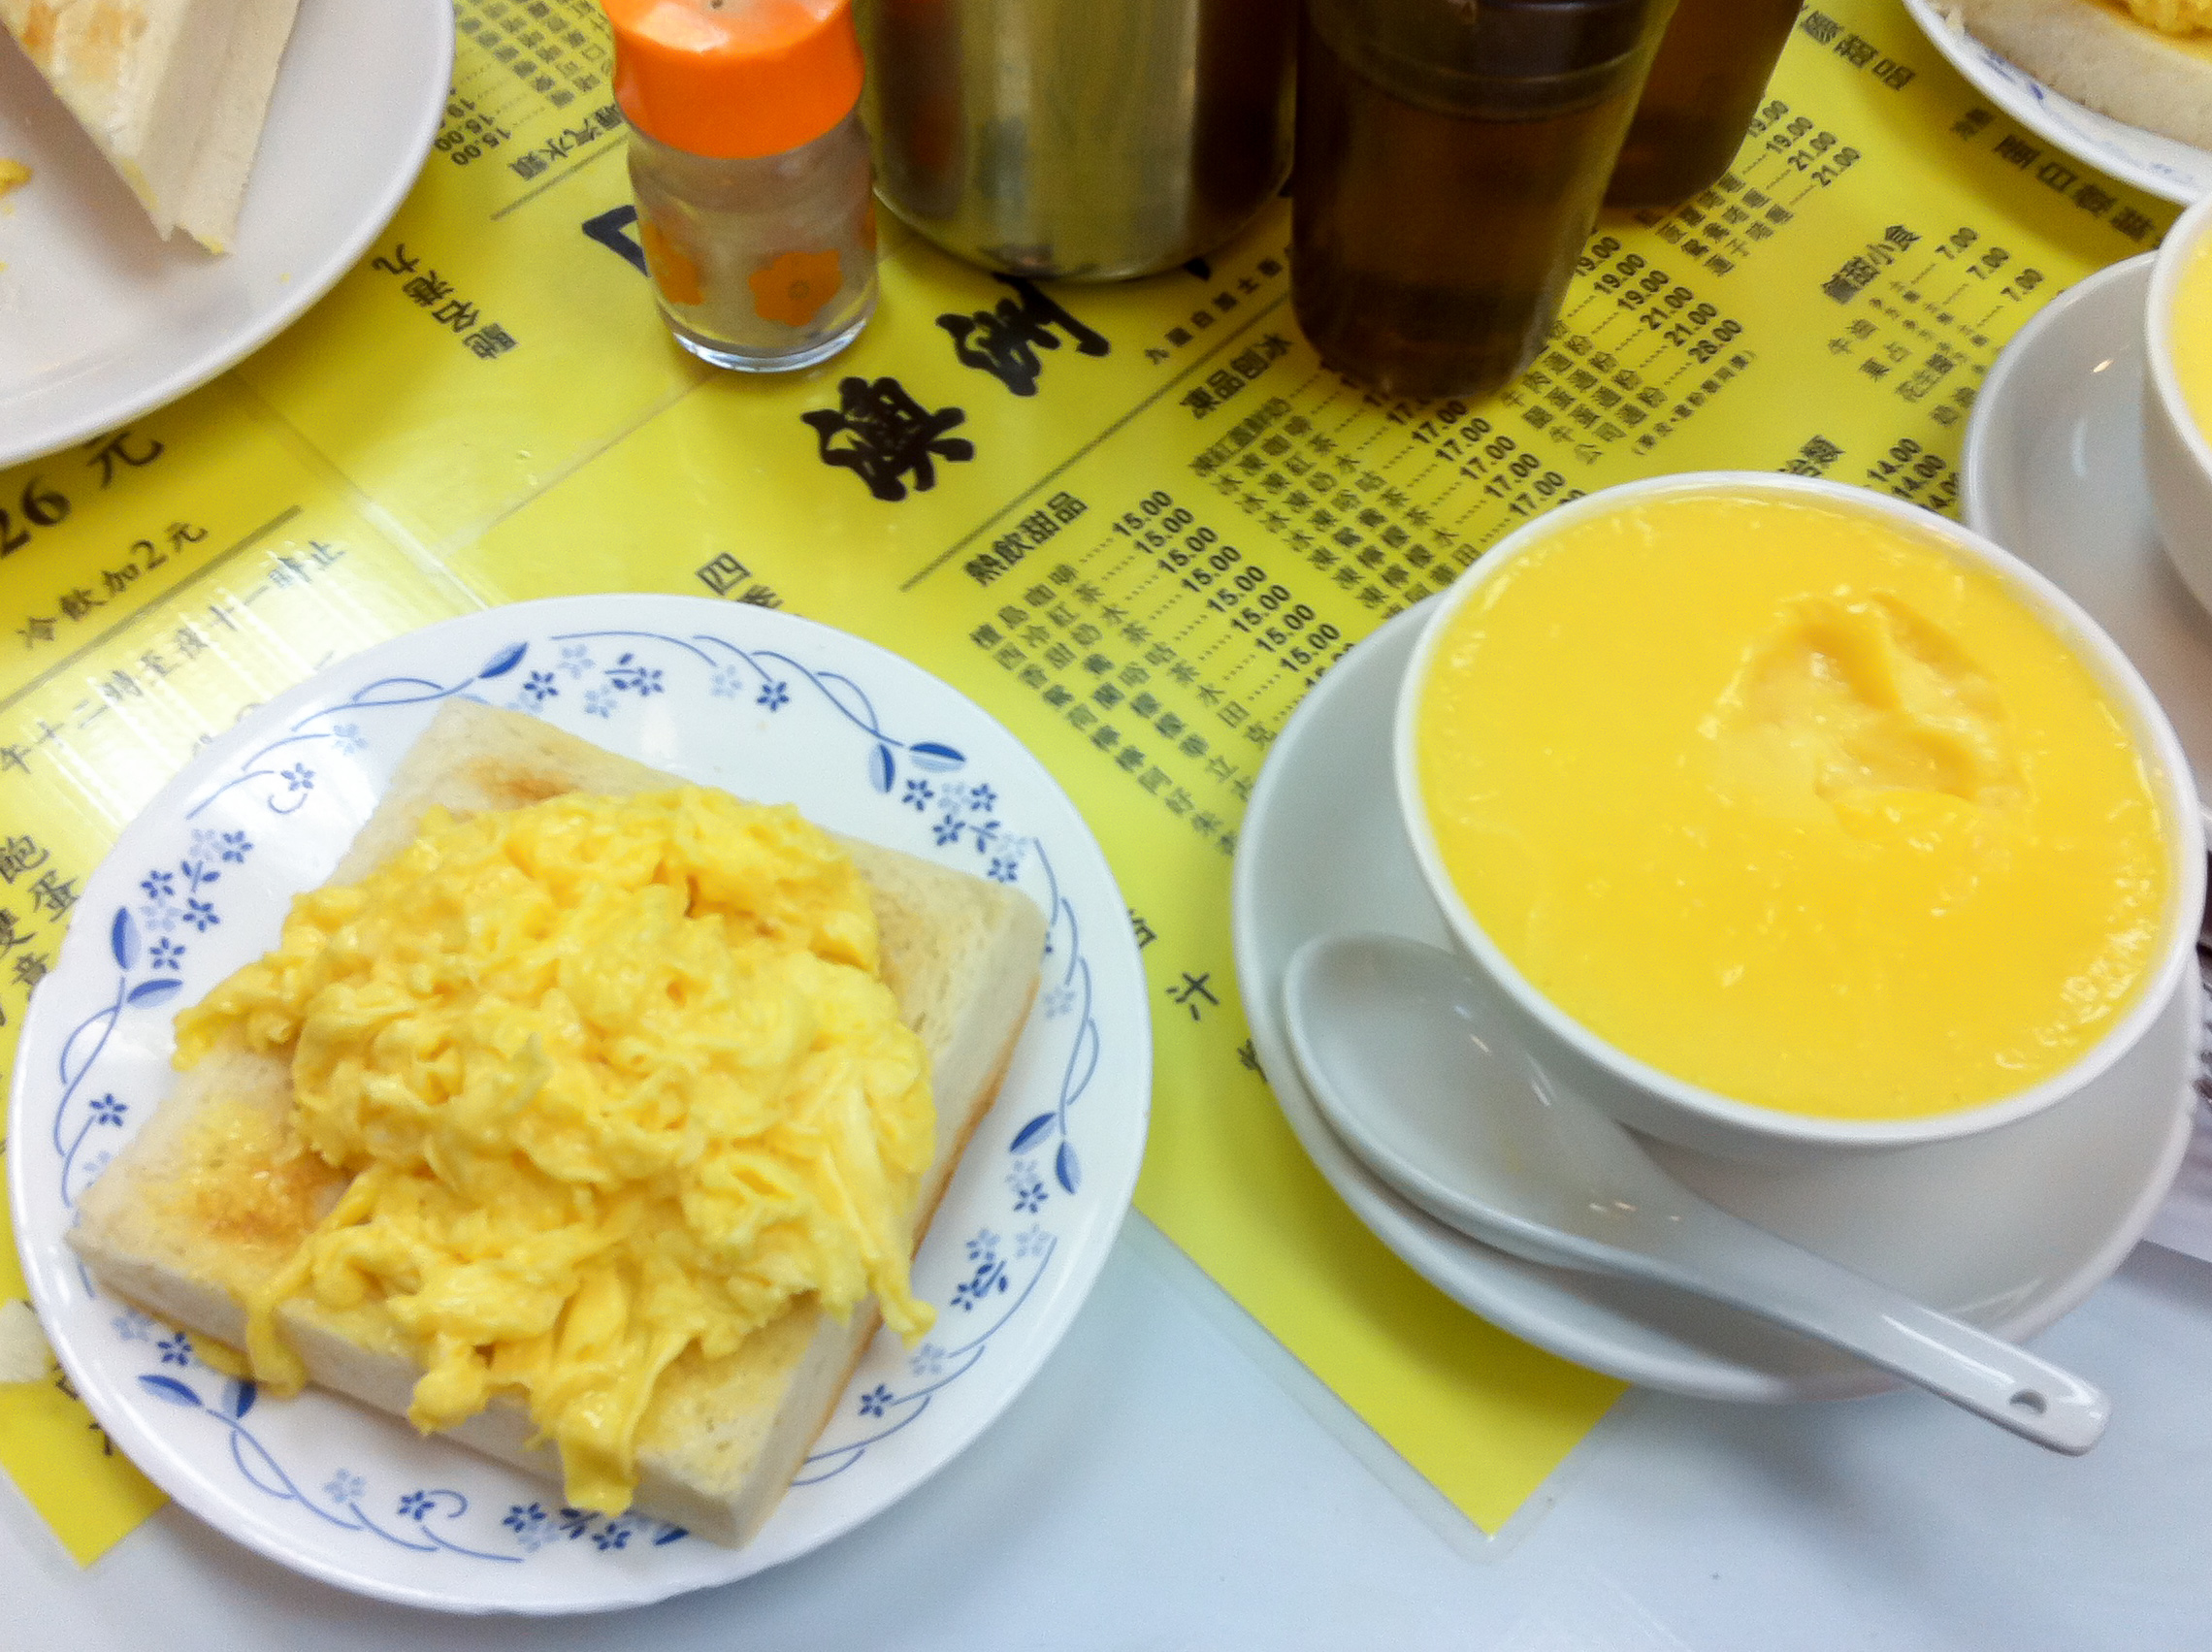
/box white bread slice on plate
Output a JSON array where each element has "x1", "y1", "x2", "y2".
[
  {"x1": 67, "y1": 699, "x2": 1049, "y2": 1546},
  {"x1": 0, "y1": 0, "x2": 303, "y2": 250},
  {"x1": 174, "y1": 0, "x2": 303, "y2": 252},
  {"x1": 1950, "y1": 0, "x2": 2212, "y2": 148}
]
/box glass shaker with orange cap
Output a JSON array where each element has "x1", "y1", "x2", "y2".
[{"x1": 603, "y1": 0, "x2": 877, "y2": 372}]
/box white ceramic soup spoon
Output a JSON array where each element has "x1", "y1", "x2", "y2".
[{"x1": 1282, "y1": 932, "x2": 2110, "y2": 1454}]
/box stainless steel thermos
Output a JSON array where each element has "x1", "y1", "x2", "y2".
[{"x1": 854, "y1": 0, "x2": 1297, "y2": 280}]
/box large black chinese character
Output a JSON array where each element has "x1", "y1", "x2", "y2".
[
  {"x1": 82, "y1": 428, "x2": 164, "y2": 486},
  {"x1": 801, "y1": 377, "x2": 974, "y2": 502},
  {"x1": 936, "y1": 276, "x2": 1109, "y2": 397}
]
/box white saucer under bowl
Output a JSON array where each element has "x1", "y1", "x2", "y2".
[
  {"x1": 1964, "y1": 253, "x2": 2212, "y2": 837},
  {"x1": 1231, "y1": 601, "x2": 2200, "y2": 1404}
]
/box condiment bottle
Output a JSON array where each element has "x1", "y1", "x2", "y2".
[
  {"x1": 604, "y1": 0, "x2": 877, "y2": 372},
  {"x1": 1292, "y1": 0, "x2": 1675, "y2": 403},
  {"x1": 1605, "y1": 0, "x2": 1801, "y2": 208}
]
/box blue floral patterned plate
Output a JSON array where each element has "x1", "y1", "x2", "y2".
[
  {"x1": 8, "y1": 596, "x2": 1150, "y2": 1613},
  {"x1": 1905, "y1": 0, "x2": 2212, "y2": 206}
]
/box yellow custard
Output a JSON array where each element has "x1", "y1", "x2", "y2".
[
  {"x1": 1415, "y1": 491, "x2": 2170, "y2": 1120},
  {"x1": 2171, "y1": 231, "x2": 2212, "y2": 439}
]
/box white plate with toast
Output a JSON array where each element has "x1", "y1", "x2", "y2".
[
  {"x1": 8, "y1": 596, "x2": 1150, "y2": 1613},
  {"x1": 1904, "y1": 0, "x2": 2212, "y2": 205},
  {"x1": 0, "y1": 0, "x2": 450, "y2": 470}
]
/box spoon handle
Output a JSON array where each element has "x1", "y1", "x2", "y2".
[{"x1": 1622, "y1": 1205, "x2": 2109, "y2": 1453}]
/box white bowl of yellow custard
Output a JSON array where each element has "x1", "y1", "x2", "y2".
[
  {"x1": 2149, "y1": 192, "x2": 2212, "y2": 612},
  {"x1": 1393, "y1": 474, "x2": 2203, "y2": 1162}
]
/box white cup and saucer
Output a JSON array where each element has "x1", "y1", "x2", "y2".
[
  {"x1": 1231, "y1": 474, "x2": 2207, "y2": 1404},
  {"x1": 1965, "y1": 194, "x2": 2212, "y2": 834}
]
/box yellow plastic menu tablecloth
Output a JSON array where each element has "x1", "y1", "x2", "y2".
[{"x1": 0, "y1": 0, "x2": 2180, "y2": 1569}]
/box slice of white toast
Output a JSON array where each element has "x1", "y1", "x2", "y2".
[
  {"x1": 1951, "y1": 0, "x2": 2212, "y2": 149},
  {"x1": 173, "y1": 0, "x2": 303, "y2": 252},
  {"x1": 69, "y1": 699, "x2": 1048, "y2": 1545},
  {"x1": 1, "y1": 0, "x2": 302, "y2": 250}
]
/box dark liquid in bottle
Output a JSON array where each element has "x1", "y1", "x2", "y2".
[
  {"x1": 1605, "y1": 0, "x2": 1801, "y2": 208},
  {"x1": 1291, "y1": 3, "x2": 1661, "y2": 402}
]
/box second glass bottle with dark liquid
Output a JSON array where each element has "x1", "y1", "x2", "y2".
[
  {"x1": 1606, "y1": 0, "x2": 1803, "y2": 209},
  {"x1": 1291, "y1": 0, "x2": 1674, "y2": 402}
]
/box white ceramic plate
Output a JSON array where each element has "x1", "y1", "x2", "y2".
[
  {"x1": 1232, "y1": 600, "x2": 2199, "y2": 1404},
  {"x1": 1963, "y1": 253, "x2": 2212, "y2": 836},
  {"x1": 1903, "y1": 0, "x2": 2212, "y2": 205},
  {"x1": 8, "y1": 597, "x2": 1150, "y2": 1613},
  {"x1": 0, "y1": 0, "x2": 451, "y2": 469}
]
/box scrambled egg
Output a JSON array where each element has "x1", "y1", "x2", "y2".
[
  {"x1": 0, "y1": 159, "x2": 28, "y2": 200},
  {"x1": 2123, "y1": 0, "x2": 2212, "y2": 35},
  {"x1": 174, "y1": 789, "x2": 935, "y2": 1513}
]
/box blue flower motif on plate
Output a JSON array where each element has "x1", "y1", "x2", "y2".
[
  {"x1": 605, "y1": 654, "x2": 664, "y2": 697},
  {"x1": 1007, "y1": 1158, "x2": 1048, "y2": 1215},
  {"x1": 38, "y1": 610, "x2": 1116, "y2": 1576},
  {"x1": 503, "y1": 1504, "x2": 550, "y2": 1552},
  {"x1": 950, "y1": 1231, "x2": 1011, "y2": 1312}
]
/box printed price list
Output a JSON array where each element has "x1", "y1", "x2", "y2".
[{"x1": 0, "y1": 0, "x2": 2189, "y2": 1560}]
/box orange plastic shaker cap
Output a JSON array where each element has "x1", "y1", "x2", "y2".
[{"x1": 602, "y1": 0, "x2": 864, "y2": 160}]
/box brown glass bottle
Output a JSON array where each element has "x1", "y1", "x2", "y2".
[
  {"x1": 1605, "y1": 0, "x2": 1801, "y2": 208},
  {"x1": 1291, "y1": 0, "x2": 1673, "y2": 403}
]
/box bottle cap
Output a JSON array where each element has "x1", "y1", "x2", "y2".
[{"x1": 603, "y1": 0, "x2": 864, "y2": 160}]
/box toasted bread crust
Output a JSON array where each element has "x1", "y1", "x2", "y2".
[
  {"x1": 1951, "y1": 0, "x2": 2212, "y2": 147},
  {"x1": 70, "y1": 701, "x2": 1047, "y2": 1544}
]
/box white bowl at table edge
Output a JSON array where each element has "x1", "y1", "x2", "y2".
[{"x1": 2146, "y1": 194, "x2": 2212, "y2": 614}]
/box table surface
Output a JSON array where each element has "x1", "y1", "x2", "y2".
[
  {"x1": 5, "y1": 0, "x2": 2210, "y2": 1639},
  {"x1": 7, "y1": 1217, "x2": 2209, "y2": 1651}
]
